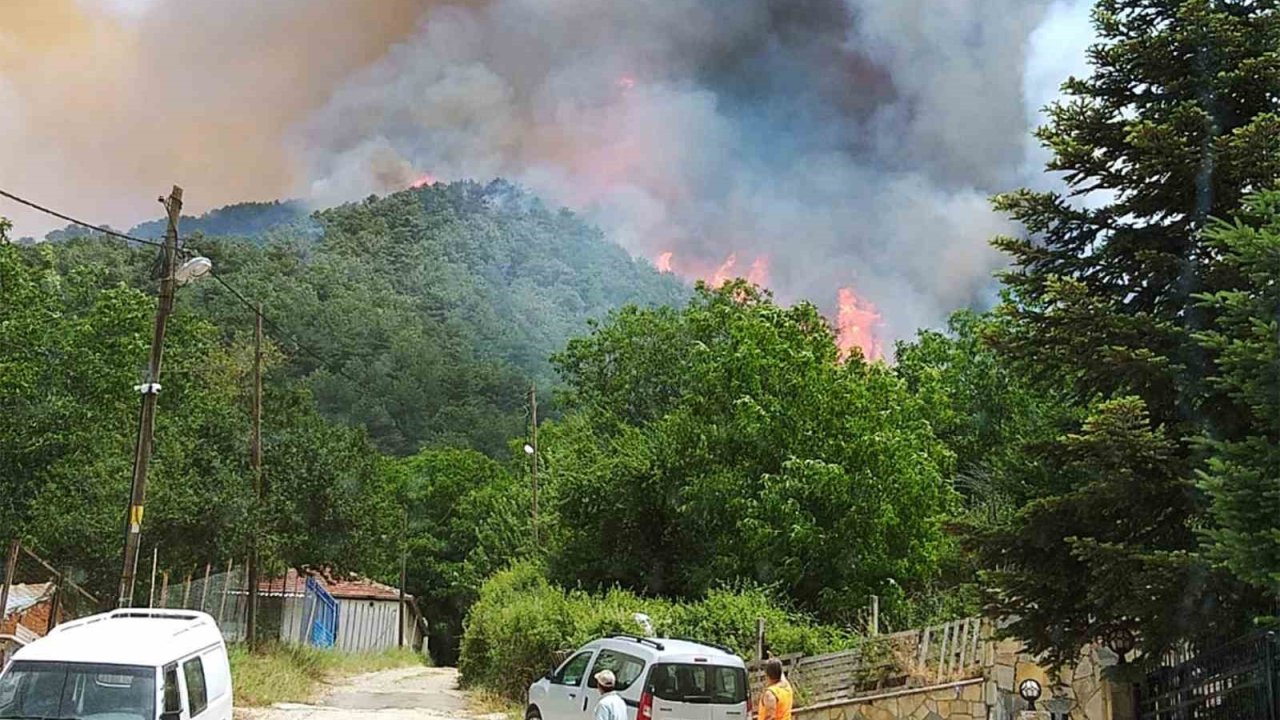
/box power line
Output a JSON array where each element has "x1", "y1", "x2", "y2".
[
  {"x1": 0, "y1": 188, "x2": 166, "y2": 249},
  {"x1": 207, "y1": 271, "x2": 360, "y2": 385},
  {"x1": 0, "y1": 185, "x2": 358, "y2": 386}
]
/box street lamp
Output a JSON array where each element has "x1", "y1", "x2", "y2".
[
  {"x1": 174, "y1": 255, "x2": 213, "y2": 285},
  {"x1": 1019, "y1": 678, "x2": 1043, "y2": 711},
  {"x1": 1106, "y1": 627, "x2": 1136, "y2": 666}
]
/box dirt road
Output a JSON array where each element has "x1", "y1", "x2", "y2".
[{"x1": 240, "y1": 666, "x2": 501, "y2": 720}]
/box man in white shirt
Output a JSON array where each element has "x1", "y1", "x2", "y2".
[{"x1": 594, "y1": 670, "x2": 627, "y2": 720}]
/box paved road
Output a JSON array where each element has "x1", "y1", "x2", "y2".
[{"x1": 241, "y1": 666, "x2": 496, "y2": 720}]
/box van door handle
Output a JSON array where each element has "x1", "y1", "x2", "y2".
[
  {"x1": 569, "y1": 693, "x2": 577, "y2": 699},
  {"x1": 582, "y1": 697, "x2": 588, "y2": 712}
]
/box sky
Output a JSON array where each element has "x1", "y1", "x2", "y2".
[{"x1": 0, "y1": 0, "x2": 1098, "y2": 346}]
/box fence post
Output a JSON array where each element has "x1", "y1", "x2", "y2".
[
  {"x1": 147, "y1": 547, "x2": 158, "y2": 608},
  {"x1": 159, "y1": 571, "x2": 170, "y2": 607},
  {"x1": 870, "y1": 596, "x2": 879, "y2": 636},
  {"x1": 217, "y1": 559, "x2": 232, "y2": 625},
  {"x1": 756, "y1": 618, "x2": 765, "y2": 662},
  {"x1": 45, "y1": 568, "x2": 64, "y2": 633},
  {"x1": 1265, "y1": 632, "x2": 1277, "y2": 720},
  {"x1": 0, "y1": 540, "x2": 19, "y2": 629},
  {"x1": 936, "y1": 622, "x2": 951, "y2": 683},
  {"x1": 180, "y1": 570, "x2": 192, "y2": 609},
  {"x1": 199, "y1": 563, "x2": 211, "y2": 611}
]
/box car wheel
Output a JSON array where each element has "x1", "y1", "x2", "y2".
[{"x1": 527, "y1": 706, "x2": 542, "y2": 720}]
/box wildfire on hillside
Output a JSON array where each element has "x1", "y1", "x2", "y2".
[
  {"x1": 410, "y1": 174, "x2": 437, "y2": 189},
  {"x1": 836, "y1": 287, "x2": 884, "y2": 362},
  {"x1": 653, "y1": 251, "x2": 884, "y2": 360}
]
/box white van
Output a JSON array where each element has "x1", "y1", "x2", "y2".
[
  {"x1": 528, "y1": 636, "x2": 749, "y2": 720},
  {"x1": 0, "y1": 609, "x2": 232, "y2": 720}
]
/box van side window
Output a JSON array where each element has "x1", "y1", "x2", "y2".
[
  {"x1": 183, "y1": 657, "x2": 208, "y2": 717},
  {"x1": 554, "y1": 652, "x2": 593, "y2": 686},
  {"x1": 162, "y1": 664, "x2": 181, "y2": 717}
]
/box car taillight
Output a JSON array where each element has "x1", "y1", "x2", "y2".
[{"x1": 639, "y1": 691, "x2": 653, "y2": 720}]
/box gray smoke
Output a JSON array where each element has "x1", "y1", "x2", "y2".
[
  {"x1": 298, "y1": 0, "x2": 1059, "y2": 344},
  {"x1": 2, "y1": 0, "x2": 1093, "y2": 347}
]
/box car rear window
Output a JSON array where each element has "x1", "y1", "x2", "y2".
[{"x1": 647, "y1": 663, "x2": 747, "y2": 705}]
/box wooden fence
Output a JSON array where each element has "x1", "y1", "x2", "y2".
[{"x1": 747, "y1": 617, "x2": 986, "y2": 708}]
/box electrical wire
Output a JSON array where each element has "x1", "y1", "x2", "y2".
[
  {"x1": 1, "y1": 185, "x2": 359, "y2": 386},
  {"x1": 0, "y1": 188, "x2": 166, "y2": 249},
  {"x1": 207, "y1": 271, "x2": 360, "y2": 385}
]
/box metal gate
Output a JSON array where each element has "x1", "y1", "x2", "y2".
[
  {"x1": 1139, "y1": 632, "x2": 1278, "y2": 720},
  {"x1": 304, "y1": 576, "x2": 339, "y2": 648}
]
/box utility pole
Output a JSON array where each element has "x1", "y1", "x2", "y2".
[
  {"x1": 246, "y1": 304, "x2": 263, "y2": 649},
  {"x1": 118, "y1": 186, "x2": 183, "y2": 608},
  {"x1": 529, "y1": 385, "x2": 539, "y2": 548},
  {"x1": 398, "y1": 507, "x2": 407, "y2": 648}
]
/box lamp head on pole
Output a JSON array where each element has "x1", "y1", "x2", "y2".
[{"x1": 174, "y1": 256, "x2": 213, "y2": 285}]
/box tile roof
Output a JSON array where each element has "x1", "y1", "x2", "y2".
[{"x1": 259, "y1": 568, "x2": 407, "y2": 602}]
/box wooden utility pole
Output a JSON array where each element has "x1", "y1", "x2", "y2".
[
  {"x1": 528, "y1": 385, "x2": 539, "y2": 547},
  {"x1": 398, "y1": 507, "x2": 408, "y2": 648},
  {"x1": 119, "y1": 186, "x2": 183, "y2": 608},
  {"x1": 246, "y1": 305, "x2": 264, "y2": 649},
  {"x1": 0, "y1": 541, "x2": 20, "y2": 625}
]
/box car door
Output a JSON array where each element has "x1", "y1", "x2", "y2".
[
  {"x1": 707, "y1": 666, "x2": 748, "y2": 720},
  {"x1": 648, "y1": 663, "x2": 712, "y2": 720},
  {"x1": 583, "y1": 649, "x2": 647, "y2": 720},
  {"x1": 543, "y1": 650, "x2": 596, "y2": 720}
]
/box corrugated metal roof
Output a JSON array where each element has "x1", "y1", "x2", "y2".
[{"x1": 3, "y1": 583, "x2": 53, "y2": 617}]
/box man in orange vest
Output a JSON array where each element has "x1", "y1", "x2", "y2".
[{"x1": 758, "y1": 658, "x2": 794, "y2": 720}]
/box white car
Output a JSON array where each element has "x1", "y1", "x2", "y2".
[
  {"x1": 527, "y1": 636, "x2": 750, "y2": 720},
  {"x1": 0, "y1": 609, "x2": 232, "y2": 720}
]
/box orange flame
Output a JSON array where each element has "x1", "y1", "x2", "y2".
[
  {"x1": 410, "y1": 173, "x2": 437, "y2": 189},
  {"x1": 710, "y1": 254, "x2": 738, "y2": 287},
  {"x1": 836, "y1": 287, "x2": 884, "y2": 362},
  {"x1": 746, "y1": 256, "x2": 770, "y2": 287},
  {"x1": 654, "y1": 251, "x2": 771, "y2": 288}
]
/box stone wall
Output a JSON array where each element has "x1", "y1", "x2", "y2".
[
  {"x1": 983, "y1": 637, "x2": 1131, "y2": 720},
  {"x1": 786, "y1": 628, "x2": 1134, "y2": 720},
  {"x1": 794, "y1": 679, "x2": 986, "y2": 720}
]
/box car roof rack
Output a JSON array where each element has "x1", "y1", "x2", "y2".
[
  {"x1": 610, "y1": 634, "x2": 666, "y2": 651},
  {"x1": 667, "y1": 637, "x2": 735, "y2": 655}
]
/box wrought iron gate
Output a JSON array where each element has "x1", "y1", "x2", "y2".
[{"x1": 1139, "y1": 632, "x2": 1278, "y2": 720}]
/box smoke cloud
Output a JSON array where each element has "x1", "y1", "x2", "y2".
[{"x1": 1, "y1": 0, "x2": 1092, "y2": 344}]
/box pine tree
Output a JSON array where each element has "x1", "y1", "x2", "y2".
[
  {"x1": 1196, "y1": 191, "x2": 1280, "y2": 593},
  {"x1": 980, "y1": 0, "x2": 1280, "y2": 663}
]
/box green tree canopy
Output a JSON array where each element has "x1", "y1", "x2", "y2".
[
  {"x1": 543, "y1": 282, "x2": 956, "y2": 626},
  {"x1": 1195, "y1": 190, "x2": 1280, "y2": 593}
]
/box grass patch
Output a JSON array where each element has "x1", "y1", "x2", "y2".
[
  {"x1": 229, "y1": 643, "x2": 424, "y2": 707},
  {"x1": 468, "y1": 688, "x2": 525, "y2": 720}
]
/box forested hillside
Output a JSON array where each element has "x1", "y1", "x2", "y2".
[{"x1": 47, "y1": 180, "x2": 687, "y2": 456}]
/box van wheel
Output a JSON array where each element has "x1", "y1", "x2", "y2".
[{"x1": 527, "y1": 707, "x2": 542, "y2": 720}]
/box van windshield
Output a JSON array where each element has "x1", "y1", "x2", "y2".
[
  {"x1": 0, "y1": 661, "x2": 156, "y2": 720},
  {"x1": 648, "y1": 663, "x2": 747, "y2": 705}
]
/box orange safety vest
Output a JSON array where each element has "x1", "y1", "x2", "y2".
[{"x1": 758, "y1": 682, "x2": 794, "y2": 720}]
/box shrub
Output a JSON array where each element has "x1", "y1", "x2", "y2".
[{"x1": 460, "y1": 562, "x2": 853, "y2": 699}]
